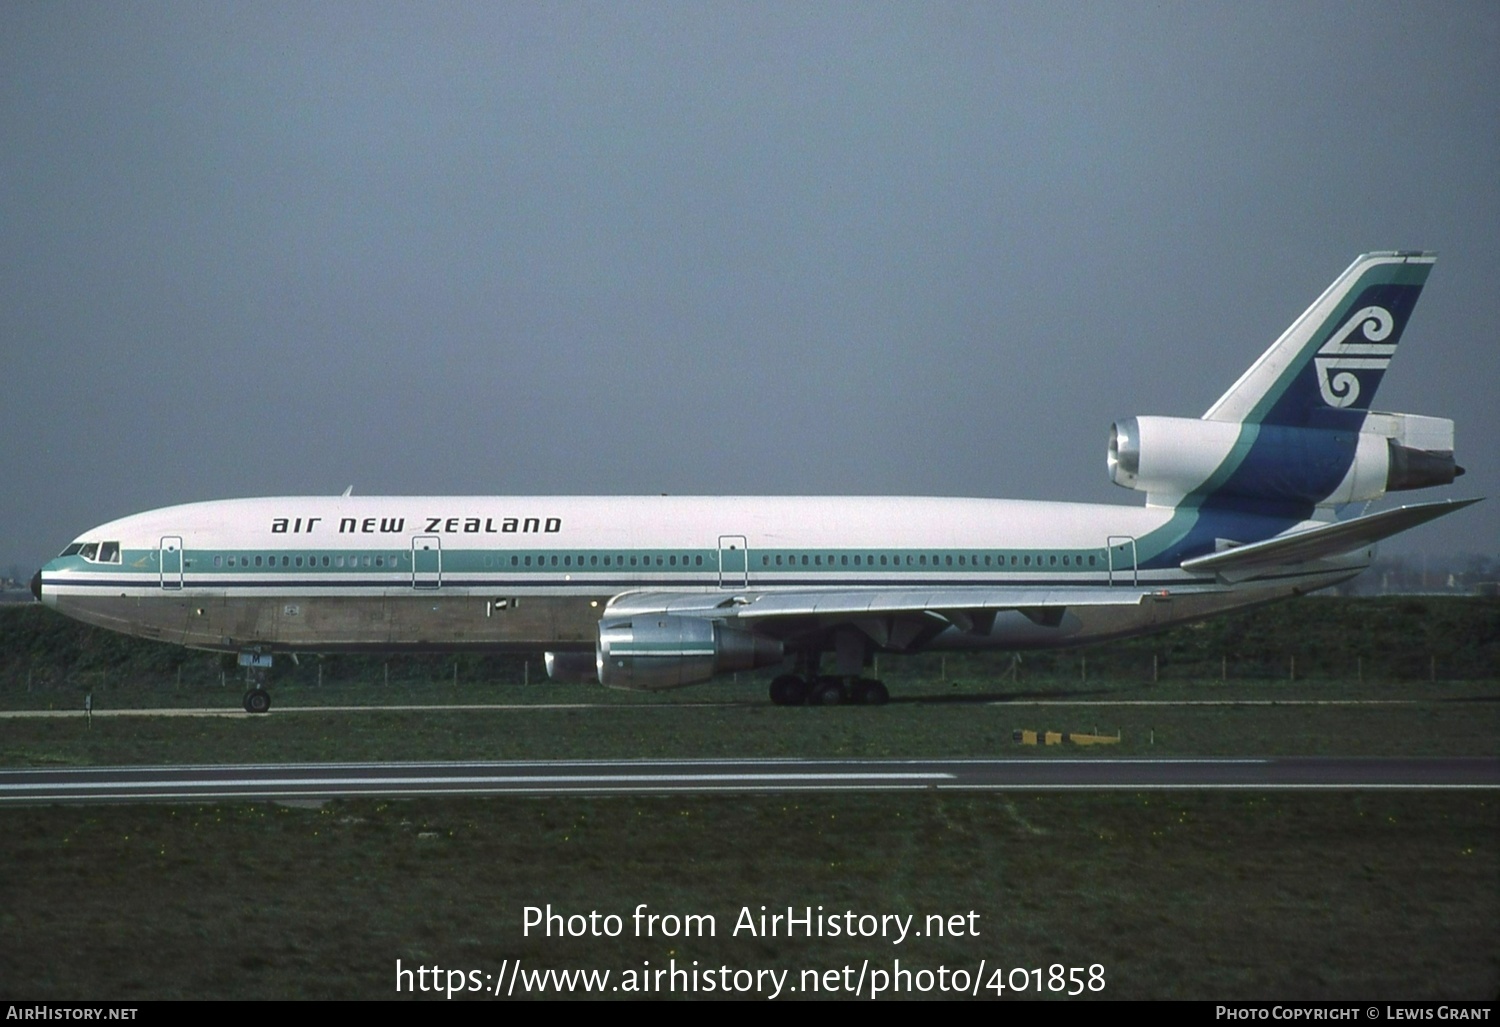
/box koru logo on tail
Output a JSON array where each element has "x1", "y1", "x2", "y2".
[{"x1": 1314, "y1": 305, "x2": 1395, "y2": 408}]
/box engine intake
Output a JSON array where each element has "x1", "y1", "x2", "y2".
[{"x1": 597, "y1": 615, "x2": 783, "y2": 690}]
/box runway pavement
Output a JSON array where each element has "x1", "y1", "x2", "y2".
[
  {"x1": 0, "y1": 697, "x2": 1459, "y2": 718},
  {"x1": 1, "y1": 756, "x2": 1496, "y2": 802}
]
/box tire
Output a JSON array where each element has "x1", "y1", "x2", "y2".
[
  {"x1": 244, "y1": 689, "x2": 272, "y2": 714},
  {"x1": 769, "y1": 674, "x2": 806, "y2": 706},
  {"x1": 809, "y1": 678, "x2": 845, "y2": 706}
]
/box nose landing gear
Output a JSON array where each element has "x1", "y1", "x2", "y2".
[
  {"x1": 239, "y1": 649, "x2": 274, "y2": 714},
  {"x1": 243, "y1": 685, "x2": 271, "y2": 714}
]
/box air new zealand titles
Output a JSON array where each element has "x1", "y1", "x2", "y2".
[{"x1": 267, "y1": 515, "x2": 565, "y2": 534}]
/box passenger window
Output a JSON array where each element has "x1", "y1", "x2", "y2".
[
  {"x1": 375, "y1": 556, "x2": 383, "y2": 567},
  {"x1": 214, "y1": 556, "x2": 222, "y2": 567}
]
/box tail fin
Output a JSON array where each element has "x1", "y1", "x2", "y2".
[{"x1": 1203, "y1": 251, "x2": 1435, "y2": 429}]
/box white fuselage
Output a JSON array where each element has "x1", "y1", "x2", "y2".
[{"x1": 38, "y1": 494, "x2": 1355, "y2": 661}]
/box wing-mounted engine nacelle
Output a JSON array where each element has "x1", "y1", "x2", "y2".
[
  {"x1": 596, "y1": 615, "x2": 783, "y2": 691},
  {"x1": 1108, "y1": 413, "x2": 1461, "y2": 507}
]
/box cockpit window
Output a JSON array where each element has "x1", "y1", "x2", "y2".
[{"x1": 67, "y1": 541, "x2": 122, "y2": 563}]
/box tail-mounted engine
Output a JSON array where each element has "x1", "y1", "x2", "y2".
[
  {"x1": 1108, "y1": 413, "x2": 1461, "y2": 508},
  {"x1": 596, "y1": 615, "x2": 783, "y2": 690}
]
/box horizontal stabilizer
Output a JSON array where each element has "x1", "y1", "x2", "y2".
[{"x1": 1179, "y1": 498, "x2": 1481, "y2": 578}]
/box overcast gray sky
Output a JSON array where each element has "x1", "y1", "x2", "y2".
[{"x1": 3, "y1": 1, "x2": 1496, "y2": 571}]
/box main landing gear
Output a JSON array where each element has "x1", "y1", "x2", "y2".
[{"x1": 768, "y1": 674, "x2": 889, "y2": 707}]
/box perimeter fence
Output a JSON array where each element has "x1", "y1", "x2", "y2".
[{"x1": 1, "y1": 596, "x2": 1497, "y2": 696}]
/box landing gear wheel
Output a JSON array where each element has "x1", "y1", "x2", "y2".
[
  {"x1": 851, "y1": 678, "x2": 889, "y2": 705},
  {"x1": 809, "y1": 677, "x2": 846, "y2": 706},
  {"x1": 769, "y1": 674, "x2": 809, "y2": 706},
  {"x1": 243, "y1": 688, "x2": 271, "y2": 714}
]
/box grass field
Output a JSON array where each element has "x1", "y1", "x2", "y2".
[
  {"x1": 2, "y1": 672, "x2": 1497, "y2": 766},
  {"x1": 1, "y1": 792, "x2": 1494, "y2": 1000},
  {"x1": 1, "y1": 599, "x2": 1497, "y2": 1000}
]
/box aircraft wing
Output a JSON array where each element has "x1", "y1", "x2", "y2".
[
  {"x1": 604, "y1": 585, "x2": 1176, "y2": 653},
  {"x1": 727, "y1": 587, "x2": 1155, "y2": 620},
  {"x1": 603, "y1": 584, "x2": 1164, "y2": 623},
  {"x1": 1179, "y1": 498, "x2": 1480, "y2": 580}
]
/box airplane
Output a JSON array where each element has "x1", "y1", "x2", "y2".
[{"x1": 33, "y1": 251, "x2": 1475, "y2": 713}]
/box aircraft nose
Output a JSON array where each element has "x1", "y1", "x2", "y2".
[{"x1": 31, "y1": 570, "x2": 41, "y2": 602}]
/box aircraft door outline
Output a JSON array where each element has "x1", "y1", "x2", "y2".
[
  {"x1": 718, "y1": 535, "x2": 748, "y2": 588},
  {"x1": 1107, "y1": 536, "x2": 1138, "y2": 586},
  {"x1": 160, "y1": 536, "x2": 183, "y2": 590},
  {"x1": 412, "y1": 536, "x2": 441, "y2": 589}
]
